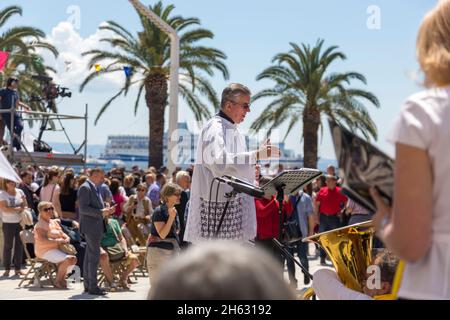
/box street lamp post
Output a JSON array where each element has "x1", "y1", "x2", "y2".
[{"x1": 128, "y1": 0, "x2": 179, "y2": 173}]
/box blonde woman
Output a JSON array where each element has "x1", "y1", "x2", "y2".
[
  {"x1": 370, "y1": 0, "x2": 450, "y2": 300},
  {"x1": 34, "y1": 202, "x2": 77, "y2": 288},
  {"x1": 147, "y1": 183, "x2": 182, "y2": 289}
]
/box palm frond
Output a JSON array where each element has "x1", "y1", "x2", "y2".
[
  {"x1": 94, "y1": 87, "x2": 127, "y2": 125},
  {"x1": 0, "y1": 5, "x2": 22, "y2": 29}
]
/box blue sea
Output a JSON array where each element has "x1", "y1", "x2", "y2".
[
  {"x1": 50, "y1": 142, "x2": 104, "y2": 158},
  {"x1": 49, "y1": 142, "x2": 336, "y2": 172}
]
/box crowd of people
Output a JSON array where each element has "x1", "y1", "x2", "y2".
[
  {"x1": 253, "y1": 164, "x2": 381, "y2": 290},
  {"x1": 0, "y1": 164, "x2": 193, "y2": 294},
  {"x1": 0, "y1": 0, "x2": 449, "y2": 300},
  {"x1": 0, "y1": 160, "x2": 377, "y2": 296}
]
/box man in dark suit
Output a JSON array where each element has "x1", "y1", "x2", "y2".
[{"x1": 78, "y1": 168, "x2": 115, "y2": 295}]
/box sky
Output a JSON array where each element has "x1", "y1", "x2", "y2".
[{"x1": 1, "y1": 0, "x2": 438, "y2": 159}]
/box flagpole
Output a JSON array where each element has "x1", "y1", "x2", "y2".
[{"x1": 128, "y1": 0, "x2": 179, "y2": 173}]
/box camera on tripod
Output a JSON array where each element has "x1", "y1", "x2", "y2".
[
  {"x1": 28, "y1": 75, "x2": 73, "y2": 153},
  {"x1": 43, "y1": 83, "x2": 72, "y2": 100},
  {"x1": 31, "y1": 74, "x2": 72, "y2": 101}
]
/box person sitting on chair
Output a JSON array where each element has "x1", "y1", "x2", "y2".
[
  {"x1": 34, "y1": 202, "x2": 77, "y2": 289},
  {"x1": 312, "y1": 250, "x2": 398, "y2": 300},
  {"x1": 100, "y1": 217, "x2": 140, "y2": 290}
]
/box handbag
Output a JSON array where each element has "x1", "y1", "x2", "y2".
[
  {"x1": 282, "y1": 195, "x2": 303, "y2": 244},
  {"x1": 60, "y1": 224, "x2": 81, "y2": 244},
  {"x1": 58, "y1": 243, "x2": 77, "y2": 255},
  {"x1": 106, "y1": 243, "x2": 126, "y2": 262},
  {"x1": 282, "y1": 218, "x2": 302, "y2": 244},
  {"x1": 20, "y1": 208, "x2": 34, "y2": 228},
  {"x1": 54, "y1": 220, "x2": 77, "y2": 255},
  {"x1": 105, "y1": 220, "x2": 126, "y2": 262}
]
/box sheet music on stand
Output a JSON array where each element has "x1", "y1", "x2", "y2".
[{"x1": 260, "y1": 169, "x2": 323, "y2": 197}]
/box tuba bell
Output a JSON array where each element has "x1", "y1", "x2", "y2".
[{"x1": 301, "y1": 221, "x2": 374, "y2": 299}]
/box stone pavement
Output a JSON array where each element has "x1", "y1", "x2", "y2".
[{"x1": 0, "y1": 243, "x2": 333, "y2": 300}]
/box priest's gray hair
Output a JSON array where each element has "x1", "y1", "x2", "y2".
[{"x1": 220, "y1": 83, "x2": 251, "y2": 109}]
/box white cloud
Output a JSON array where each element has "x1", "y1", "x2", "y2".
[{"x1": 38, "y1": 21, "x2": 127, "y2": 92}]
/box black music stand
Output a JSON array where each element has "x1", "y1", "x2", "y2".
[{"x1": 259, "y1": 169, "x2": 322, "y2": 279}]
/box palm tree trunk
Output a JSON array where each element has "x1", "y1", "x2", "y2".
[
  {"x1": 303, "y1": 106, "x2": 321, "y2": 169},
  {"x1": 145, "y1": 72, "x2": 168, "y2": 169}
]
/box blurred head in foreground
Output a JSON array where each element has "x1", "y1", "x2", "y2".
[{"x1": 149, "y1": 241, "x2": 296, "y2": 300}]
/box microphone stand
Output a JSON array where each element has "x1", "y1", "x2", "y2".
[{"x1": 214, "y1": 189, "x2": 238, "y2": 238}]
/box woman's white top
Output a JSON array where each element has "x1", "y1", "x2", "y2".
[
  {"x1": 387, "y1": 85, "x2": 450, "y2": 299},
  {"x1": 0, "y1": 189, "x2": 26, "y2": 223}
]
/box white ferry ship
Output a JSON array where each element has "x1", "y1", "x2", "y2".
[{"x1": 99, "y1": 122, "x2": 303, "y2": 169}]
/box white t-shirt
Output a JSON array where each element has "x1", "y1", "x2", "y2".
[
  {"x1": 312, "y1": 269, "x2": 373, "y2": 300},
  {"x1": 387, "y1": 85, "x2": 450, "y2": 300},
  {"x1": 0, "y1": 189, "x2": 26, "y2": 224}
]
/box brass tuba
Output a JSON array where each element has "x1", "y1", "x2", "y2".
[{"x1": 301, "y1": 221, "x2": 374, "y2": 299}]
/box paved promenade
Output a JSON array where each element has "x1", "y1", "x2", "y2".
[{"x1": 0, "y1": 244, "x2": 332, "y2": 300}]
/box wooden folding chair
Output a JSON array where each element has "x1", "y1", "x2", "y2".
[
  {"x1": 97, "y1": 258, "x2": 128, "y2": 287},
  {"x1": 131, "y1": 246, "x2": 148, "y2": 278},
  {"x1": 18, "y1": 230, "x2": 58, "y2": 288}
]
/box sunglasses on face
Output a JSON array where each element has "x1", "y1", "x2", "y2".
[
  {"x1": 43, "y1": 207, "x2": 55, "y2": 212},
  {"x1": 231, "y1": 101, "x2": 251, "y2": 110}
]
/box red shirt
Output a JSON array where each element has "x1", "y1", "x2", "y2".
[
  {"x1": 316, "y1": 187, "x2": 348, "y2": 216},
  {"x1": 255, "y1": 197, "x2": 293, "y2": 240},
  {"x1": 112, "y1": 193, "x2": 126, "y2": 217}
]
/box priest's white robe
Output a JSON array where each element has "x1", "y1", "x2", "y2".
[{"x1": 183, "y1": 115, "x2": 257, "y2": 243}]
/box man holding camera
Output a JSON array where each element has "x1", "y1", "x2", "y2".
[
  {"x1": 0, "y1": 77, "x2": 31, "y2": 150},
  {"x1": 123, "y1": 183, "x2": 152, "y2": 246}
]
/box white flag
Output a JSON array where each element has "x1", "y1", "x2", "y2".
[{"x1": 0, "y1": 151, "x2": 21, "y2": 183}]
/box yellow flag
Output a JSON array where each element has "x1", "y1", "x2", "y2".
[{"x1": 95, "y1": 64, "x2": 101, "y2": 72}]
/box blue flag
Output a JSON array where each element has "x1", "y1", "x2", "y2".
[{"x1": 124, "y1": 66, "x2": 132, "y2": 78}]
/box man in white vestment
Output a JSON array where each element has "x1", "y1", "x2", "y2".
[{"x1": 184, "y1": 83, "x2": 280, "y2": 243}]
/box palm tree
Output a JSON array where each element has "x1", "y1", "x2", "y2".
[
  {"x1": 0, "y1": 5, "x2": 58, "y2": 138},
  {"x1": 0, "y1": 5, "x2": 58, "y2": 83},
  {"x1": 80, "y1": 1, "x2": 229, "y2": 168},
  {"x1": 251, "y1": 39, "x2": 380, "y2": 169}
]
